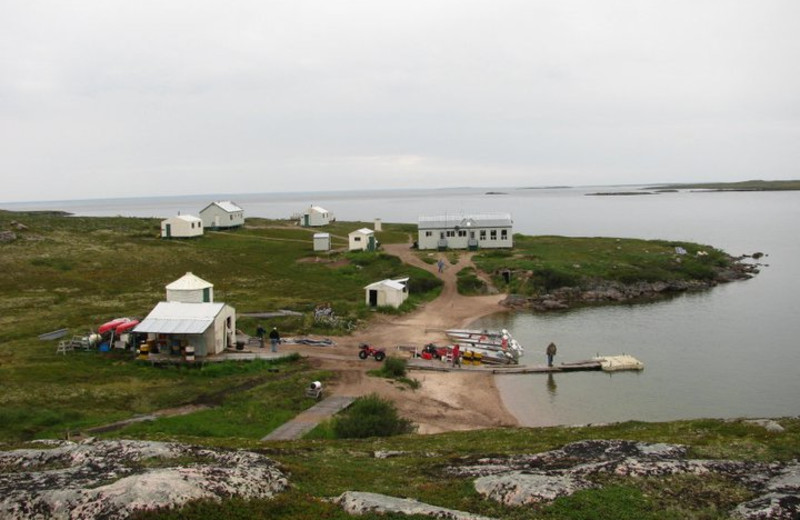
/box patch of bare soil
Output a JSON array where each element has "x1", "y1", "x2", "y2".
[
  {"x1": 295, "y1": 256, "x2": 351, "y2": 268},
  {"x1": 285, "y1": 243, "x2": 519, "y2": 434}
]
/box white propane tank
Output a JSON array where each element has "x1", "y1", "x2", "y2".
[{"x1": 309, "y1": 381, "x2": 322, "y2": 390}]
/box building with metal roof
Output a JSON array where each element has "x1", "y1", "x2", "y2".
[
  {"x1": 199, "y1": 201, "x2": 245, "y2": 230},
  {"x1": 349, "y1": 227, "x2": 376, "y2": 251},
  {"x1": 300, "y1": 205, "x2": 334, "y2": 227},
  {"x1": 364, "y1": 277, "x2": 409, "y2": 308},
  {"x1": 417, "y1": 213, "x2": 513, "y2": 250},
  {"x1": 166, "y1": 272, "x2": 213, "y2": 303},
  {"x1": 133, "y1": 301, "x2": 236, "y2": 357},
  {"x1": 313, "y1": 232, "x2": 331, "y2": 252},
  {"x1": 160, "y1": 214, "x2": 203, "y2": 239}
]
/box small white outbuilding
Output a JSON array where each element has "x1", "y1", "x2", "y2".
[
  {"x1": 364, "y1": 277, "x2": 409, "y2": 308},
  {"x1": 166, "y1": 272, "x2": 214, "y2": 303},
  {"x1": 313, "y1": 232, "x2": 331, "y2": 252},
  {"x1": 200, "y1": 201, "x2": 245, "y2": 230},
  {"x1": 349, "y1": 228, "x2": 376, "y2": 251},
  {"x1": 300, "y1": 205, "x2": 333, "y2": 227},
  {"x1": 161, "y1": 215, "x2": 203, "y2": 238}
]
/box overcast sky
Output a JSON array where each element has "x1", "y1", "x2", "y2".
[{"x1": 1, "y1": 1, "x2": 798, "y2": 203}]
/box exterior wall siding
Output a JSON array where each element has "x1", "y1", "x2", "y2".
[
  {"x1": 417, "y1": 227, "x2": 513, "y2": 250},
  {"x1": 200, "y1": 206, "x2": 244, "y2": 229},
  {"x1": 161, "y1": 217, "x2": 203, "y2": 238}
]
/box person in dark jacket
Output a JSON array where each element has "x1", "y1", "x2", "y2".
[
  {"x1": 269, "y1": 327, "x2": 281, "y2": 353},
  {"x1": 256, "y1": 324, "x2": 266, "y2": 348},
  {"x1": 546, "y1": 342, "x2": 557, "y2": 367}
]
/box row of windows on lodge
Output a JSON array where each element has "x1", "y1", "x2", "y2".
[{"x1": 424, "y1": 229, "x2": 508, "y2": 240}]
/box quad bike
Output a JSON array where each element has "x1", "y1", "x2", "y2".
[
  {"x1": 358, "y1": 343, "x2": 386, "y2": 361},
  {"x1": 420, "y1": 343, "x2": 446, "y2": 360}
]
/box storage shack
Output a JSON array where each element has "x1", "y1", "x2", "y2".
[
  {"x1": 161, "y1": 215, "x2": 203, "y2": 238},
  {"x1": 364, "y1": 277, "x2": 409, "y2": 308},
  {"x1": 349, "y1": 227, "x2": 376, "y2": 251},
  {"x1": 313, "y1": 232, "x2": 331, "y2": 252},
  {"x1": 300, "y1": 205, "x2": 333, "y2": 227}
]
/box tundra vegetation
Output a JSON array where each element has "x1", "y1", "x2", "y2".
[{"x1": 0, "y1": 209, "x2": 793, "y2": 519}]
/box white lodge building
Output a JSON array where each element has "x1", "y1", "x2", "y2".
[
  {"x1": 200, "y1": 201, "x2": 245, "y2": 230},
  {"x1": 417, "y1": 213, "x2": 513, "y2": 250}
]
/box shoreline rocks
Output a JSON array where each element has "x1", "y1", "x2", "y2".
[{"x1": 501, "y1": 258, "x2": 761, "y2": 312}]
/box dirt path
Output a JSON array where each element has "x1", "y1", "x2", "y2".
[{"x1": 286, "y1": 242, "x2": 519, "y2": 434}]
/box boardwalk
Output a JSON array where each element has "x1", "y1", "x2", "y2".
[{"x1": 261, "y1": 396, "x2": 356, "y2": 441}]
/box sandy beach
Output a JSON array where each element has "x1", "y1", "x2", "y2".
[{"x1": 285, "y1": 242, "x2": 520, "y2": 434}]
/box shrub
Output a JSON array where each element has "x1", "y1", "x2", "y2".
[
  {"x1": 381, "y1": 357, "x2": 407, "y2": 378},
  {"x1": 332, "y1": 394, "x2": 416, "y2": 438},
  {"x1": 407, "y1": 276, "x2": 443, "y2": 294},
  {"x1": 533, "y1": 267, "x2": 580, "y2": 291},
  {"x1": 456, "y1": 267, "x2": 487, "y2": 295}
]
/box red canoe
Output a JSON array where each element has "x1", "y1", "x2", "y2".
[
  {"x1": 98, "y1": 318, "x2": 129, "y2": 335},
  {"x1": 115, "y1": 320, "x2": 139, "y2": 335}
]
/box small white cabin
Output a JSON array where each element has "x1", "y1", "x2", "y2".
[
  {"x1": 200, "y1": 201, "x2": 245, "y2": 230},
  {"x1": 134, "y1": 301, "x2": 236, "y2": 357},
  {"x1": 166, "y1": 272, "x2": 214, "y2": 303},
  {"x1": 349, "y1": 228, "x2": 376, "y2": 251},
  {"x1": 300, "y1": 205, "x2": 333, "y2": 227},
  {"x1": 313, "y1": 232, "x2": 331, "y2": 252},
  {"x1": 417, "y1": 213, "x2": 513, "y2": 250},
  {"x1": 364, "y1": 277, "x2": 409, "y2": 309},
  {"x1": 161, "y1": 215, "x2": 203, "y2": 238}
]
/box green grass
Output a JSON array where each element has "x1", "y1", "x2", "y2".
[{"x1": 0, "y1": 211, "x2": 439, "y2": 441}]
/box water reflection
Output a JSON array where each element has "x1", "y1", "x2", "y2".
[{"x1": 546, "y1": 373, "x2": 557, "y2": 398}]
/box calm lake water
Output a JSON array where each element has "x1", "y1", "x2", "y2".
[{"x1": 6, "y1": 187, "x2": 800, "y2": 425}]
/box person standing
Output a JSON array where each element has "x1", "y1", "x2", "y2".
[
  {"x1": 546, "y1": 342, "x2": 557, "y2": 367},
  {"x1": 256, "y1": 324, "x2": 266, "y2": 348},
  {"x1": 452, "y1": 344, "x2": 461, "y2": 368},
  {"x1": 269, "y1": 326, "x2": 281, "y2": 353},
  {"x1": 437, "y1": 258, "x2": 445, "y2": 273}
]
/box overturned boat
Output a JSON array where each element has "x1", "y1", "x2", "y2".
[{"x1": 445, "y1": 328, "x2": 524, "y2": 365}]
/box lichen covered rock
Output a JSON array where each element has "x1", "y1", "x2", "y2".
[{"x1": 0, "y1": 438, "x2": 288, "y2": 519}]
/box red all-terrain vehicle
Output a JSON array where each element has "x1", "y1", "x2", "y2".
[{"x1": 358, "y1": 343, "x2": 386, "y2": 361}]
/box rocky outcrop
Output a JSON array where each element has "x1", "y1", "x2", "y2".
[
  {"x1": 334, "y1": 491, "x2": 495, "y2": 520},
  {"x1": 446, "y1": 439, "x2": 799, "y2": 519},
  {"x1": 0, "y1": 438, "x2": 288, "y2": 520},
  {"x1": 501, "y1": 259, "x2": 761, "y2": 312},
  {"x1": 0, "y1": 230, "x2": 17, "y2": 243}
]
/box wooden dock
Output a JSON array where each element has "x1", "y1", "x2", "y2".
[{"x1": 407, "y1": 355, "x2": 643, "y2": 374}]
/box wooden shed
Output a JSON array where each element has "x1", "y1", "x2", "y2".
[
  {"x1": 349, "y1": 228, "x2": 376, "y2": 251},
  {"x1": 200, "y1": 201, "x2": 245, "y2": 230},
  {"x1": 364, "y1": 278, "x2": 409, "y2": 309},
  {"x1": 166, "y1": 272, "x2": 213, "y2": 303},
  {"x1": 161, "y1": 215, "x2": 203, "y2": 238}
]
